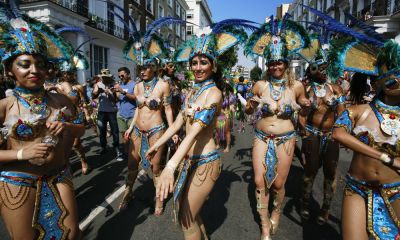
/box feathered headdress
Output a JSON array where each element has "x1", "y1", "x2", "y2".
[
  {"x1": 376, "y1": 37, "x2": 400, "y2": 81},
  {"x1": 174, "y1": 19, "x2": 259, "y2": 62},
  {"x1": 98, "y1": 1, "x2": 184, "y2": 65},
  {"x1": 300, "y1": 5, "x2": 383, "y2": 81},
  {"x1": 55, "y1": 26, "x2": 91, "y2": 72},
  {"x1": 297, "y1": 34, "x2": 328, "y2": 65},
  {"x1": 244, "y1": 14, "x2": 310, "y2": 63},
  {"x1": 0, "y1": 1, "x2": 75, "y2": 65}
]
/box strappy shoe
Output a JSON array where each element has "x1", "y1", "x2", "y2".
[
  {"x1": 81, "y1": 162, "x2": 91, "y2": 175},
  {"x1": 154, "y1": 207, "x2": 164, "y2": 216},
  {"x1": 316, "y1": 209, "x2": 330, "y2": 225},
  {"x1": 260, "y1": 219, "x2": 272, "y2": 240}
]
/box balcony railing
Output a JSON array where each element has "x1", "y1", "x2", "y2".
[
  {"x1": 22, "y1": 0, "x2": 88, "y2": 17},
  {"x1": 87, "y1": 13, "x2": 124, "y2": 39}
]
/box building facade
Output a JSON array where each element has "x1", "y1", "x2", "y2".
[
  {"x1": 156, "y1": 0, "x2": 189, "y2": 47},
  {"x1": 185, "y1": 0, "x2": 212, "y2": 36},
  {"x1": 15, "y1": 0, "x2": 189, "y2": 83}
]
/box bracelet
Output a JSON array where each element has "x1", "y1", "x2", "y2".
[
  {"x1": 165, "y1": 161, "x2": 177, "y2": 172},
  {"x1": 17, "y1": 149, "x2": 24, "y2": 161},
  {"x1": 380, "y1": 153, "x2": 392, "y2": 165}
]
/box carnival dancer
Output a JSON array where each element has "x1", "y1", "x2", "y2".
[
  {"x1": 56, "y1": 70, "x2": 91, "y2": 174},
  {"x1": 0, "y1": 2, "x2": 85, "y2": 239},
  {"x1": 146, "y1": 19, "x2": 256, "y2": 239},
  {"x1": 216, "y1": 76, "x2": 236, "y2": 152},
  {"x1": 332, "y1": 39, "x2": 400, "y2": 240},
  {"x1": 296, "y1": 37, "x2": 345, "y2": 224},
  {"x1": 117, "y1": 17, "x2": 184, "y2": 213},
  {"x1": 244, "y1": 15, "x2": 311, "y2": 239}
]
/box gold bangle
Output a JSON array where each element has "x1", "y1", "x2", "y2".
[{"x1": 17, "y1": 149, "x2": 24, "y2": 161}]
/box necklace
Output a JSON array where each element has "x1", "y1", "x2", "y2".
[
  {"x1": 370, "y1": 98, "x2": 400, "y2": 136},
  {"x1": 13, "y1": 87, "x2": 50, "y2": 119},
  {"x1": 311, "y1": 82, "x2": 326, "y2": 98},
  {"x1": 268, "y1": 81, "x2": 285, "y2": 101},
  {"x1": 143, "y1": 78, "x2": 158, "y2": 98},
  {"x1": 189, "y1": 79, "x2": 215, "y2": 104}
]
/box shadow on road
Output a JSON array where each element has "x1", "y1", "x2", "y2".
[
  {"x1": 202, "y1": 163, "x2": 243, "y2": 236},
  {"x1": 241, "y1": 149, "x2": 341, "y2": 240},
  {"x1": 95, "y1": 180, "x2": 155, "y2": 239}
]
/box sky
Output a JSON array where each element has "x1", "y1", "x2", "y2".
[{"x1": 208, "y1": 0, "x2": 288, "y2": 69}]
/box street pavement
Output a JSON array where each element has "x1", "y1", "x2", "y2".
[{"x1": 0, "y1": 121, "x2": 351, "y2": 240}]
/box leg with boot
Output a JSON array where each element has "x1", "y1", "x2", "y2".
[
  {"x1": 269, "y1": 137, "x2": 296, "y2": 235},
  {"x1": 300, "y1": 135, "x2": 321, "y2": 220},
  {"x1": 318, "y1": 140, "x2": 339, "y2": 225},
  {"x1": 252, "y1": 138, "x2": 272, "y2": 239}
]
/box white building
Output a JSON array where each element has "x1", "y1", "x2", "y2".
[
  {"x1": 20, "y1": 0, "x2": 135, "y2": 84},
  {"x1": 185, "y1": 0, "x2": 212, "y2": 36}
]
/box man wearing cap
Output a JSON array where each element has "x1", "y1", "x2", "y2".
[
  {"x1": 92, "y1": 69, "x2": 123, "y2": 160},
  {"x1": 113, "y1": 67, "x2": 136, "y2": 160}
]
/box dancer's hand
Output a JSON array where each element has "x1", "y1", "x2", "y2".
[
  {"x1": 21, "y1": 143, "x2": 52, "y2": 165},
  {"x1": 145, "y1": 145, "x2": 158, "y2": 161},
  {"x1": 156, "y1": 167, "x2": 175, "y2": 201},
  {"x1": 172, "y1": 134, "x2": 179, "y2": 144},
  {"x1": 392, "y1": 157, "x2": 400, "y2": 170},
  {"x1": 124, "y1": 128, "x2": 132, "y2": 141},
  {"x1": 46, "y1": 121, "x2": 65, "y2": 136}
]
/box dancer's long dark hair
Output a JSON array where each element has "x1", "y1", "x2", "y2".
[{"x1": 349, "y1": 73, "x2": 374, "y2": 104}]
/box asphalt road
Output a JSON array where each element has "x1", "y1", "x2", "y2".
[{"x1": 0, "y1": 121, "x2": 351, "y2": 240}]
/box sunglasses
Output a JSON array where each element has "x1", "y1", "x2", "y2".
[{"x1": 118, "y1": 75, "x2": 125, "y2": 79}]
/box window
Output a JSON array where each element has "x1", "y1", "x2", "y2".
[
  {"x1": 158, "y1": 4, "x2": 164, "y2": 17},
  {"x1": 167, "y1": 0, "x2": 173, "y2": 7},
  {"x1": 175, "y1": 24, "x2": 181, "y2": 37},
  {"x1": 146, "y1": 0, "x2": 153, "y2": 13},
  {"x1": 181, "y1": 11, "x2": 185, "y2": 20},
  {"x1": 91, "y1": 44, "x2": 108, "y2": 77},
  {"x1": 168, "y1": 14, "x2": 173, "y2": 30},
  {"x1": 181, "y1": 26, "x2": 186, "y2": 40},
  {"x1": 186, "y1": 25, "x2": 193, "y2": 35},
  {"x1": 176, "y1": 2, "x2": 181, "y2": 16},
  {"x1": 146, "y1": 17, "x2": 151, "y2": 30},
  {"x1": 187, "y1": 13, "x2": 193, "y2": 19}
]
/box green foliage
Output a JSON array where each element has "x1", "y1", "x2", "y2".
[
  {"x1": 217, "y1": 46, "x2": 238, "y2": 70},
  {"x1": 250, "y1": 65, "x2": 262, "y2": 81}
]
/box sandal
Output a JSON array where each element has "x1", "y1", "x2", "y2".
[
  {"x1": 316, "y1": 209, "x2": 329, "y2": 225},
  {"x1": 81, "y1": 162, "x2": 91, "y2": 175}
]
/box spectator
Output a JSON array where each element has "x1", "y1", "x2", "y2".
[
  {"x1": 92, "y1": 69, "x2": 123, "y2": 160},
  {"x1": 113, "y1": 67, "x2": 136, "y2": 160}
]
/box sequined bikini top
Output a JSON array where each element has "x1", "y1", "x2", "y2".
[
  {"x1": 136, "y1": 78, "x2": 172, "y2": 110},
  {"x1": 2, "y1": 88, "x2": 79, "y2": 141},
  {"x1": 307, "y1": 82, "x2": 345, "y2": 109},
  {"x1": 334, "y1": 100, "x2": 400, "y2": 157},
  {"x1": 181, "y1": 79, "x2": 218, "y2": 128},
  {"x1": 259, "y1": 81, "x2": 299, "y2": 119}
]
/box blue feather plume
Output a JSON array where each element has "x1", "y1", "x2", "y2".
[
  {"x1": 0, "y1": 3, "x2": 15, "y2": 22},
  {"x1": 301, "y1": 5, "x2": 383, "y2": 46},
  {"x1": 9, "y1": 0, "x2": 21, "y2": 18},
  {"x1": 212, "y1": 18, "x2": 260, "y2": 33},
  {"x1": 345, "y1": 13, "x2": 384, "y2": 42},
  {"x1": 280, "y1": 13, "x2": 292, "y2": 33},
  {"x1": 98, "y1": 0, "x2": 140, "y2": 39},
  {"x1": 144, "y1": 17, "x2": 186, "y2": 45},
  {"x1": 56, "y1": 26, "x2": 90, "y2": 39}
]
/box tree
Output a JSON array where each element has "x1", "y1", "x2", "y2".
[
  {"x1": 217, "y1": 46, "x2": 238, "y2": 70},
  {"x1": 250, "y1": 65, "x2": 262, "y2": 81}
]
